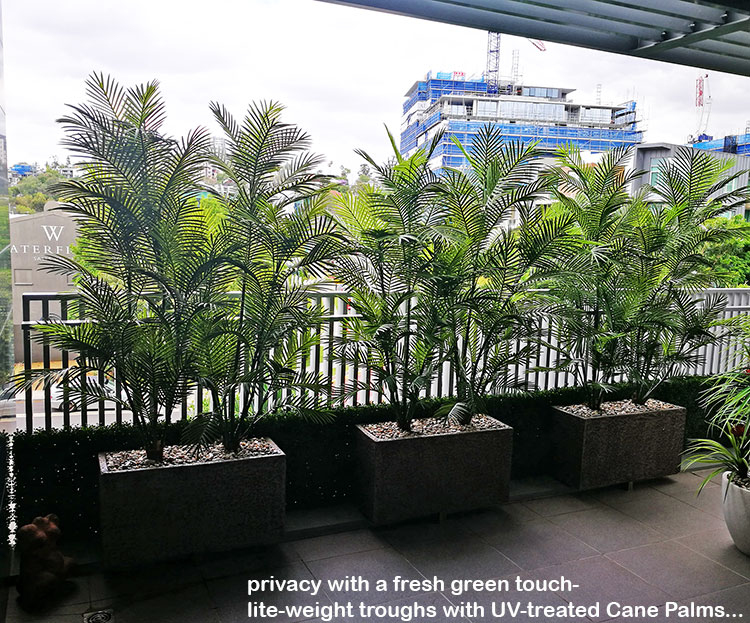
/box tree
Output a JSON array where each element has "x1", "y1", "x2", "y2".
[
  {"x1": 9, "y1": 167, "x2": 64, "y2": 212},
  {"x1": 616, "y1": 147, "x2": 750, "y2": 403},
  {"x1": 547, "y1": 145, "x2": 748, "y2": 408},
  {"x1": 704, "y1": 216, "x2": 750, "y2": 287}
]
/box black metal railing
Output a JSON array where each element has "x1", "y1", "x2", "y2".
[{"x1": 18, "y1": 288, "x2": 750, "y2": 433}]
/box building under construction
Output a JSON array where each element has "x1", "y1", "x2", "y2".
[
  {"x1": 400, "y1": 71, "x2": 642, "y2": 169},
  {"x1": 401, "y1": 33, "x2": 642, "y2": 168},
  {"x1": 692, "y1": 133, "x2": 750, "y2": 156}
]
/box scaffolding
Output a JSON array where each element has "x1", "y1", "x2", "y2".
[
  {"x1": 400, "y1": 72, "x2": 642, "y2": 167},
  {"x1": 693, "y1": 133, "x2": 750, "y2": 156}
]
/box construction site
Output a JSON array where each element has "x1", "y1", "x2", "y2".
[{"x1": 400, "y1": 32, "x2": 642, "y2": 168}]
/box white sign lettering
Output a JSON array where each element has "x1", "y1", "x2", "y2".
[{"x1": 41, "y1": 225, "x2": 65, "y2": 241}]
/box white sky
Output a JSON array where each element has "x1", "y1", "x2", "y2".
[{"x1": 4, "y1": 0, "x2": 750, "y2": 173}]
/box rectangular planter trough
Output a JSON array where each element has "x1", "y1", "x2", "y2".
[
  {"x1": 551, "y1": 403, "x2": 686, "y2": 490},
  {"x1": 98, "y1": 438, "x2": 285, "y2": 568},
  {"x1": 355, "y1": 418, "x2": 513, "y2": 526}
]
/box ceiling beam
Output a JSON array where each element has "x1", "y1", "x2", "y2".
[
  {"x1": 632, "y1": 14, "x2": 750, "y2": 56},
  {"x1": 318, "y1": 0, "x2": 750, "y2": 77}
]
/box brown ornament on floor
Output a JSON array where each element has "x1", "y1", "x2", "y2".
[{"x1": 16, "y1": 514, "x2": 75, "y2": 610}]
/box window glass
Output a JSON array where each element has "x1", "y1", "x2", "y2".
[{"x1": 476, "y1": 101, "x2": 497, "y2": 116}]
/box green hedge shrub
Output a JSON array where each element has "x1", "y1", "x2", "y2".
[
  {"x1": 0, "y1": 431, "x2": 8, "y2": 546},
  {"x1": 12, "y1": 376, "x2": 714, "y2": 541}
]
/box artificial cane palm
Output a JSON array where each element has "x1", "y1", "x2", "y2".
[
  {"x1": 14, "y1": 74, "x2": 225, "y2": 459},
  {"x1": 330, "y1": 131, "x2": 443, "y2": 432},
  {"x1": 182, "y1": 101, "x2": 342, "y2": 453},
  {"x1": 544, "y1": 145, "x2": 644, "y2": 410},
  {"x1": 431, "y1": 126, "x2": 576, "y2": 424},
  {"x1": 617, "y1": 147, "x2": 750, "y2": 404}
]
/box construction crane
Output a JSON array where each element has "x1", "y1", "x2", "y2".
[
  {"x1": 486, "y1": 31, "x2": 502, "y2": 94},
  {"x1": 485, "y1": 32, "x2": 546, "y2": 94},
  {"x1": 689, "y1": 73, "x2": 712, "y2": 143}
]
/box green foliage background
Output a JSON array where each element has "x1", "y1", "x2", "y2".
[{"x1": 9, "y1": 168, "x2": 64, "y2": 213}]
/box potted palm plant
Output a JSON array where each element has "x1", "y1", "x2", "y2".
[
  {"x1": 23, "y1": 74, "x2": 215, "y2": 464},
  {"x1": 549, "y1": 146, "x2": 747, "y2": 490},
  {"x1": 17, "y1": 75, "x2": 241, "y2": 566},
  {"x1": 333, "y1": 128, "x2": 570, "y2": 524},
  {"x1": 330, "y1": 132, "x2": 451, "y2": 524},
  {"x1": 20, "y1": 77, "x2": 337, "y2": 566}
]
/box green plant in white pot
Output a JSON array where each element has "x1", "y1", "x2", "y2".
[{"x1": 685, "y1": 421, "x2": 749, "y2": 555}]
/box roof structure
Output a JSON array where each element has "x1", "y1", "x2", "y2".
[{"x1": 319, "y1": 1, "x2": 750, "y2": 77}]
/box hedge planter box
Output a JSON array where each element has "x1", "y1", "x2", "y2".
[
  {"x1": 722, "y1": 473, "x2": 750, "y2": 555},
  {"x1": 98, "y1": 438, "x2": 285, "y2": 568},
  {"x1": 552, "y1": 401, "x2": 686, "y2": 490},
  {"x1": 355, "y1": 416, "x2": 513, "y2": 525}
]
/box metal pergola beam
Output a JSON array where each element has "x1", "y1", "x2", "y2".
[
  {"x1": 633, "y1": 15, "x2": 750, "y2": 56},
  {"x1": 319, "y1": 0, "x2": 750, "y2": 77}
]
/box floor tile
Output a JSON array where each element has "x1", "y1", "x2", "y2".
[
  {"x1": 377, "y1": 516, "x2": 472, "y2": 548},
  {"x1": 196, "y1": 543, "x2": 301, "y2": 581},
  {"x1": 290, "y1": 529, "x2": 388, "y2": 562},
  {"x1": 482, "y1": 518, "x2": 598, "y2": 570},
  {"x1": 648, "y1": 472, "x2": 714, "y2": 497},
  {"x1": 5, "y1": 577, "x2": 90, "y2": 621},
  {"x1": 209, "y1": 561, "x2": 326, "y2": 623},
  {"x1": 549, "y1": 506, "x2": 665, "y2": 553},
  {"x1": 89, "y1": 559, "x2": 203, "y2": 601},
  {"x1": 613, "y1": 491, "x2": 724, "y2": 537},
  {"x1": 532, "y1": 556, "x2": 671, "y2": 623},
  {"x1": 522, "y1": 493, "x2": 601, "y2": 517},
  {"x1": 94, "y1": 584, "x2": 220, "y2": 623},
  {"x1": 600, "y1": 605, "x2": 664, "y2": 623},
  {"x1": 396, "y1": 533, "x2": 520, "y2": 580},
  {"x1": 592, "y1": 482, "x2": 666, "y2": 507},
  {"x1": 607, "y1": 540, "x2": 746, "y2": 600},
  {"x1": 675, "y1": 527, "x2": 750, "y2": 581},
  {"x1": 6, "y1": 608, "x2": 83, "y2": 623},
  {"x1": 664, "y1": 481, "x2": 724, "y2": 518},
  {"x1": 458, "y1": 504, "x2": 542, "y2": 537},
  {"x1": 306, "y1": 547, "x2": 423, "y2": 606},
  {"x1": 285, "y1": 504, "x2": 366, "y2": 534},
  {"x1": 303, "y1": 592, "x2": 467, "y2": 623}
]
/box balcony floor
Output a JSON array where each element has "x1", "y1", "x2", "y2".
[{"x1": 5, "y1": 470, "x2": 750, "y2": 622}]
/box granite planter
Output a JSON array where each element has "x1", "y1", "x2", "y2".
[
  {"x1": 551, "y1": 402, "x2": 686, "y2": 490},
  {"x1": 98, "y1": 438, "x2": 285, "y2": 567},
  {"x1": 722, "y1": 472, "x2": 750, "y2": 555},
  {"x1": 355, "y1": 418, "x2": 513, "y2": 525}
]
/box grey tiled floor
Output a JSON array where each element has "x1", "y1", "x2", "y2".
[{"x1": 6, "y1": 471, "x2": 749, "y2": 622}]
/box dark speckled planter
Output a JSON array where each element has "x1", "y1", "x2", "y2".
[
  {"x1": 98, "y1": 438, "x2": 285, "y2": 568},
  {"x1": 552, "y1": 403, "x2": 686, "y2": 490},
  {"x1": 355, "y1": 418, "x2": 513, "y2": 525}
]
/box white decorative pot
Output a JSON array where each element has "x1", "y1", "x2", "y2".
[{"x1": 721, "y1": 472, "x2": 750, "y2": 556}]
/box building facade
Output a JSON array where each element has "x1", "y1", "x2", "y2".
[
  {"x1": 400, "y1": 71, "x2": 642, "y2": 169},
  {"x1": 632, "y1": 142, "x2": 750, "y2": 220},
  {"x1": 9, "y1": 203, "x2": 77, "y2": 361}
]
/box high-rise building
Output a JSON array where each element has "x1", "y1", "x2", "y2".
[{"x1": 400, "y1": 71, "x2": 642, "y2": 169}]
